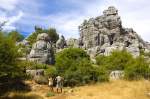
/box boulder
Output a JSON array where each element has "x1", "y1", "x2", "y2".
[
  {"x1": 56, "y1": 35, "x2": 66, "y2": 50},
  {"x1": 109, "y1": 70, "x2": 124, "y2": 80},
  {"x1": 28, "y1": 33, "x2": 54, "y2": 64},
  {"x1": 26, "y1": 69, "x2": 44, "y2": 78}
]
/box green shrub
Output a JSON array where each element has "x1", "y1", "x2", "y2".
[
  {"x1": 94, "y1": 66, "x2": 109, "y2": 82},
  {"x1": 20, "y1": 61, "x2": 49, "y2": 70},
  {"x1": 96, "y1": 55, "x2": 108, "y2": 66},
  {"x1": 64, "y1": 59, "x2": 96, "y2": 86},
  {"x1": 107, "y1": 50, "x2": 133, "y2": 70},
  {"x1": 56, "y1": 48, "x2": 90, "y2": 73},
  {"x1": 55, "y1": 48, "x2": 99, "y2": 86},
  {"x1": 45, "y1": 92, "x2": 55, "y2": 97},
  {"x1": 124, "y1": 56, "x2": 150, "y2": 80},
  {"x1": 45, "y1": 66, "x2": 57, "y2": 77},
  {"x1": 96, "y1": 50, "x2": 134, "y2": 71}
]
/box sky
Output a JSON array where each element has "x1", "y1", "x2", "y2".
[{"x1": 0, "y1": 0, "x2": 150, "y2": 42}]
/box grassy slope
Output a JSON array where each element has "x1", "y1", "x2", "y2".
[
  {"x1": 2, "y1": 80, "x2": 150, "y2": 99},
  {"x1": 68, "y1": 80, "x2": 150, "y2": 99}
]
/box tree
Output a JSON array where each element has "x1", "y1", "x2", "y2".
[
  {"x1": 27, "y1": 26, "x2": 59, "y2": 45},
  {"x1": 55, "y1": 48, "x2": 108, "y2": 86},
  {"x1": 55, "y1": 48, "x2": 90, "y2": 73},
  {"x1": 8, "y1": 30, "x2": 25, "y2": 42},
  {"x1": 0, "y1": 32, "x2": 24, "y2": 82}
]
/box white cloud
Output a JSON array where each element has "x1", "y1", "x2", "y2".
[
  {"x1": 45, "y1": 0, "x2": 150, "y2": 41},
  {"x1": 0, "y1": 0, "x2": 18, "y2": 11},
  {"x1": 0, "y1": 0, "x2": 150, "y2": 42},
  {"x1": 0, "y1": 11, "x2": 24, "y2": 31}
]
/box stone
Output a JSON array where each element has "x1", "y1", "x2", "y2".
[
  {"x1": 109, "y1": 70, "x2": 124, "y2": 80},
  {"x1": 78, "y1": 6, "x2": 150, "y2": 57},
  {"x1": 28, "y1": 33, "x2": 54, "y2": 64},
  {"x1": 66, "y1": 38, "x2": 79, "y2": 48},
  {"x1": 56, "y1": 35, "x2": 66, "y2": 49},
  {"x1": 26, "y1": 69, "x2": 44, "y2": 78}
]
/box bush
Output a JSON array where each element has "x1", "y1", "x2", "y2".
[
  {"x1": 124, "y1": 56, "x2": 150, "y2": 80},
  {"x1": 96, "y1": 50, "x2": 150, "y2": 80},
  {"x1": 94, "y1": 66, "x2": 109, "y2": 82},
  {"x1": 96, "y1": 55, "x2": 108, "y2": 66},
  {"x1": 96, "y1": 50, "x2": 134, "y2": 71},
  {"x1": 56, "y1": 48, "x2": 90, "y2": 73},
  {"x1": 46, "y1": 92, "x2": 55, "y2": 97},
  {"x1": 45, "y1": 66, "x2": 57, "y2": 77},
  {"x1": 64, "y1": 59, "x2": 96, "y2": 86},
  {"x1": 19, "y1": 61, "x2": 49, "y2": 70},
  {"x1": 55, "y1": 48, "x2": 100, "y2": 86}
]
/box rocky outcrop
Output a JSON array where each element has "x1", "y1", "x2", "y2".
[
  {"x1": 28, "y1": 33, "x2": 54, "y2": 64},
  {"x1": 66, "y1": 38, "x2": 79, "y2": 48},
  {"x1": 26, "y1": 69, "x2": 44, "y2": 78},
  {"x1": 56, "y1": 35, "x2": 67, "y2": 52},
  {"x1": 79, "y1": 6, "x2": 150, "y2": 57},
  {"x1": 56, "y1": 35, "x2": 66, "y2": 49}
]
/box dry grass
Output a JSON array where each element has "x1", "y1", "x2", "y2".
[
  {"x1": 2, "y1": 80, "x2": 150, "y2": 99},
  {"x1": 67, "y1": 80, "x2": 150, "y2": 99}
]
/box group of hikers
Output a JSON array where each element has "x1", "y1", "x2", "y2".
[{"x1": 48, "y1": 75, "x2": 64, "y2": 93}]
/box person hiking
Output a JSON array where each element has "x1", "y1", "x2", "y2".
[
  {"x1": 55, "y1": 75, "x2": 64, "y2": 93},
  {"x1": 48, "y1": 77, "x2": 54, "y2": 91}
]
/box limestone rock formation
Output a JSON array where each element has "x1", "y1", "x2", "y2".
[
  {"x1": 79, "y1": 6, "x2": 150, "y2": 57},
  {"x1": 56, "y1": 35, "x2": 67, "y2": 52},
  {"x1": 56, "y1": 35, "x2": 66, "y2": 49},
  {"x1": 66, "y1": 38, "x2": 79, "y2": 48},
  {"x1": 26, "y1": 69, "x2": 44, "y2": 78},
  {"x1": 28, "y1": 33, "x2": 54, "y2": 64}
]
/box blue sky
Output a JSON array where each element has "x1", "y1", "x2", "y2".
[{"x1": 0, "y1": 0, "x2": 150, "y2": 42}]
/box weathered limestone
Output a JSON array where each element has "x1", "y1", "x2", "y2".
[
  {"x1": 66, "y1": 38, "x2": 79, "y2": 48},
  {"x1": 56, "y1": 35, "x2": 66, "y2": 49},
  {"x1": 56, "y1": 35, "x2": 67, "y2": 52},
  {"x1": 109, "y1": 70, "x2": 124, "y2": 80},
  {"x1": 28, "y1": 33, "x2": 54, "y2": 64},
  {"x1": 26, "y1": 69, "x2": 44, "y2": 78},
  {"x1": 79, "y1": 6, "x2": 150, "y2": 57}
]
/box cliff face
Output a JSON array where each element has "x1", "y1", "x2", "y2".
[{"x1": 79, "y1": 6, "x2": 150, "y2": 58}]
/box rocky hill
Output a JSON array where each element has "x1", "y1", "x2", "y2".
[
  {"x1": 19, "y1": 6, "x2": 150, "y2": 64},
  {"x1": 78, "y1": 6, "x2": 150, "y2": 58}
]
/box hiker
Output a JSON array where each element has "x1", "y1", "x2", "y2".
[
  {"x1": 48, "y1": 77, "x2": 54, "y2": 91},
  {"x1": 55, "y1": 75, "x2": 64, "y2": 93}
]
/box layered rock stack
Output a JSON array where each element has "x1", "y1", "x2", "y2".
[
  {"x1": 79, "y1": 6, "x2": 150, "y2": 58},
  {"x1": 28, "y1": 33, "x2": 54, "y2": 64},
  {"x1": 56, "y1": 35, "x2": 67, "y2": 52}
]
